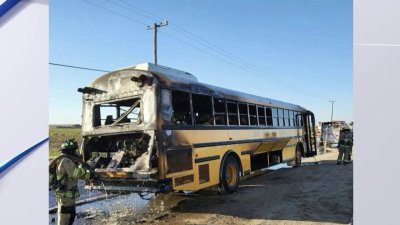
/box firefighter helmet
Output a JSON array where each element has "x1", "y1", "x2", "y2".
[{"x1": 60, "y1": 139, "x2": 78, "y2": 151}]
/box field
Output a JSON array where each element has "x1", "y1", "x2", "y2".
[{"x1": 49, "y1": 126, "x2": 82, "y2": 160}]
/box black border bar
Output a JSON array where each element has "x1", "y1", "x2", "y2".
[{"x1": 195, "y1": 155, "x2": 220, "y2": 163}]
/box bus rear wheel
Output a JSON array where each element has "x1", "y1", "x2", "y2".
[{"x1": 218, "y1": 155, "x2": 240, "y2": 194}]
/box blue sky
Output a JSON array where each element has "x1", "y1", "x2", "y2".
[{"x1": 50, "y1": 0, "x2": 352, "y2": 124}]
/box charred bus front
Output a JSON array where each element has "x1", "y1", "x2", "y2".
[{"x1": 78, "y1": 63, "x2": 196, "y2": 192}]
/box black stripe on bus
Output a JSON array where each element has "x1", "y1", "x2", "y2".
[
  {"x1": 167, "y1": 146, "x2": 192, "y2": 151},
  {"x1": 194, "y1": 155, "x2": 220, "y2": 163},
  {"x1": 241, "y1": 149, "x2": 255, "y2": 155},
  {"x1": 162, "y1": 124, "x2": 302, "y2": 130},
  {"x1": 193, "y1": 136, "x2": 300, "y2": 148}
]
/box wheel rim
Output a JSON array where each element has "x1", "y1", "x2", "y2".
[{"x1": 226, "y1": 163, "x2": 238, "y2": 186}]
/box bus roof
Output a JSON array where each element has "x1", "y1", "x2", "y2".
[{"x1": 93, "y1": 63, "x2": 308, "y2": 112}]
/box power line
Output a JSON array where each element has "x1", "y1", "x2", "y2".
[
  {"x1": 81, "y1": 0, "x2": 326, "y2": 101},
  {"x1": 112, "y1": 0, "x2": 327, "y2": 101},
  {"x1": 81, "y1": 0, "x2": 147, "y2": 26},
  {"x1": 81, "y1": 1, "x2": 277, "y2": 82},
  {"x1": 49, "y1": 62, "x2": 110, "y2": 73}
]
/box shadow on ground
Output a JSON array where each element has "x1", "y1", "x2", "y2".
[{"x1": 168, "y1": 160, "x2": 352, "y2": 224}]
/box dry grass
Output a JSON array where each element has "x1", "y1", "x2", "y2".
[{"x1": 49, "y1": 127, "x2": 82, "y2": 160}]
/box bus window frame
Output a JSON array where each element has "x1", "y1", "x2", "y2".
[
  {"x1": 248, "y1": 104, "x2": 257, "y2": 126},
  {"x1": 226, "y1": 100, "x2": 239, "y2": 126},
  {"x1": 213, "y1": 97, "x2": 227, "y2": 125},
  {"x1": 238, "y1": 102, "x2": 249, "y2": 126},
  {"x1": 171, "y1": 90, "x2": 193, "y2": 125},
  {"x1": 284, "y1": 109, "x2": 290, "y2": 127},
  {"x1": 278, "y1": 108, "x2": 284, "y2": 127},
  {"x1": 265, "y1": 107, "x2": 273, "y2": 126},
  {"x1": 192, "y1": 93, "x2": 213, "y2": 125},
  {"x1": 272, "y1": 107, "x2": 279, "y2": 126},
  {"x1": 257, "y1": 105, "x2": 266, "y2": 126}
]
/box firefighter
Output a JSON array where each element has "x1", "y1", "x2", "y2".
[
  {"x1": 337, "y1": 127, "x2": 353, "y2": 165},
  {"x1": 53, "y1": 139, "x2": 90, "y2": 225}
]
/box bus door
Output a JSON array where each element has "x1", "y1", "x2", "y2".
[{"x1": 303, "y1": 111, "x2": 317, "y2": 156}]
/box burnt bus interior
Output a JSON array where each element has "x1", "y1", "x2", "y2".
[
  {"x1": 169, "y1": 90, "x2": 317, "y2": 168},
  {"x1": 92, "y1": 98, "x2": 141, "y2": 127},
  {"x1": 83, "y1": 98, "x2": 158, "y2": 176},
  {"x1": 84, "y1": 133, "x2": 155, "y2": 170},
  {"x1": 170, "y1": 90, "x2": 305, "y2": 128}
]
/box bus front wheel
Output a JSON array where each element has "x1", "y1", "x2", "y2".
[{"x1": 218, "y1": 155, "x2": 240, "y2": 194}]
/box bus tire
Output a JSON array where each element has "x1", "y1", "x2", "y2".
[
  {"x1": 294, "y1": 145, "x2": 302, "y2": 168},
  {"x1": 218, "y1": 155, "x2": 240, "y2": 194}
]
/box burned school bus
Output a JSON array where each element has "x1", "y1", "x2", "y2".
[{"x1": 79, "y1": 63, "x2": 317, "y2": 194}]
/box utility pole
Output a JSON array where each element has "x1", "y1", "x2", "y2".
[
  {"x1": 329, "y1": 100, "x2": 336, "y2": 122},
  {"x1": 147, "y1": 20, "x2": 168, "y2": 65}
]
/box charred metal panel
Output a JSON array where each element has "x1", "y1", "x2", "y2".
[
  {"x1": 174, "y1": 174, "x2": 194, "y2": 187},
  {"x1": 198, "y1": 164, "x2": 210, "y2": 184},
  {"x1": 81, "y1": 69, "x2": 158, "y2": 137},
  {"x1": 166, "y1": 147, "x2": 193, "y2": 174}
]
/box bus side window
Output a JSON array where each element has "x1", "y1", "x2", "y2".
[
  {"x1": 284, "y1": 109, "x2": 290, "y2": 127},
  {"x1": 214, "y1": 98, "x2": 227, "y2": 125},
  {"x1": 249, "y1": 104, "x2": 257, "y2": 126},
  {"x1": 290, "y1": 111, "x2": 295, "y2": 127},
  {"x1": 278, "y1": 108, "x2": 284, "y2": 127},
  {"x1": 272, "y1": 108, "x2": 278, "y2": 126},
  {"x1": 297, "y1": 113, "x2": 303, "y2": 127},
  {"x1": 227, "y1": 101, "x2": 239, "y2": 125},
  {"x1": 239, "y1": 103, "x2": 249, "y2": 126},
  {"x1": 192, "y1": 94, "x2": 213, "y2": 125},
  {"x1": 171, "y1": 91, "x2": 192, "y2": 125},
  {"x1": 258, "y1": 106, "x2": 266, "y2": 126},
  {"x1": 266, "y1": 107, "x2": 273, "y2": 126}
]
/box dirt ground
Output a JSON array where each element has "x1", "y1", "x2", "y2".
[{"x1": 50, "y1": 149, "x2": 352, "y2": 225}]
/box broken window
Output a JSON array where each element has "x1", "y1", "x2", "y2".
[
  {"x1": 258, "y1": 106, "x2": 266, "y2": 126},
  {"x1": 227, "y1": 101, "x2": 239, "y2": 125},
  {"x1": 214, "y1": 98, "x2": 227, "y2": 125},
  {"x1": 272, "y1": 108, "x2": 278, "y2": 126},
  {"x1": 192, "y1": 94, "x2": 213, "y2": 125},
  {"x1": 93, "y1": 98, "x2": 141, "y2": 127},
  {"x1": 249, "y1": 104, "x2": 257, "y2": 126},
  {"x1": 239, "y1": 103, "x2": 249, "y2": 126},
  {"x1": 172, "y1": 91, "x2": 192, "y2": 125},
  {"x1": 266, "y1": 107, "x2": 273, "y2": 126}
]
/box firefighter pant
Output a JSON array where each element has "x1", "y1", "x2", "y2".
[
  {"x1": 56, "y1": 195, "x2": 76, "y2": 225},
  {"x1": 338, "y1": 146, "x2": 351, "y2": 163}
]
